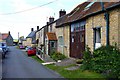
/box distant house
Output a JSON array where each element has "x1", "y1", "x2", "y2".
[
  {"x1": 26, "y1": 28, "x2": 36, "y2": 47},
  {"x1": 0, "y1": 31, "x2": 13, "y2": 46}
]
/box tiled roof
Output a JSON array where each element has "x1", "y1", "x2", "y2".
[
  {"x1": 2, "y1": 33, "x2": 9, "y2": 40},
  {"x1": 56, "y1": 1, "x2": 120, "y2": 27},
  {"x1": 46, "y1": 32, "x2": 57, "y2": 41},
  {"x1": 26, "y1": 31, "x2": 36, "y2": 38}
]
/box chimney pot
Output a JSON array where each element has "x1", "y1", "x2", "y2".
[
  {"x1": 59, "y1": 9, "x2": 66, "y2": 18},
  {"x1": 37, "y1": 26, "x2": 39, "y2": 30},
  {"x1": 8, "y1": 31, "x2": 10, "y2": 35},
  {"x1": 49, "y1": 17, "x2": 54, "y2": 23},
  {"x1": 31, "y1": 28, "x2": 34, "y2": 32}
]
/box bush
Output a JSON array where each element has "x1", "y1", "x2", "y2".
[
  {"x1": 50, "y1": 51, "x2": 66, "y2": 61},
  {"x1": 81, "y1": 45, "x2": 120, "y2": 78},
  {"x1": 81, "y1": 45, "x2": 93, "y2": 70}
]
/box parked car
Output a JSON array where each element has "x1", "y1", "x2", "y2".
[
  {"x1": 0, "y1": 42, "x2": 8, "y2": 59},
  {"x1": 19, "y1": 45, "x2": 25, "y2": 49},
  {"x1": 27, "y1": 47, "x2": 36, "y2": 56},
  {"x1": 0, "y1": 47, "x2": 5, "y2": 59}
]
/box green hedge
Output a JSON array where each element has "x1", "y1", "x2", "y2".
[
  {"x1": 50, "y1": 51, "x2": 66, "y2": 61},
  {"x1": 81, "y1": 45, "x2": 120, "y2": 78}
]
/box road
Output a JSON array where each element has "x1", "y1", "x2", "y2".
[{"x1": 2, "y1": 46, "x2": 62, "y2": 78}]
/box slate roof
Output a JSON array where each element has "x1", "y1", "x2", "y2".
[
  {"x1": 46, "y1": 32, "x2": 57, "y2": 41},
  {"x1": 26, "y1": 31, "x2": 36, "y2": 38},
  {"x1": 56, "y1": 1, "x2": 120, "y2": 27}
]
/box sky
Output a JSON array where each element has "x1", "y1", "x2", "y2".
[{"x1": 0, "y1": 0, "x2": 87, "y2": 39}]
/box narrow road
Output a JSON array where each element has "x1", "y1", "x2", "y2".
[{"x1": 2, "y1": 46, "x2": 62, "y2": 78}]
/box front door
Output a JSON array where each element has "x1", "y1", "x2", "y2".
[{"x1": 70, "y1": 30, "x2": 85, "y2": 59}]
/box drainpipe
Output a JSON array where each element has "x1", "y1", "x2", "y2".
[
  {"x1": 104, "y1": 13, "x2": 109, "y2": 46},
  {"x1": 101, "y1": 1, "x2": 109, "y2": 46}
]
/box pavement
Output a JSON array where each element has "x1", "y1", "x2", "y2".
[{"x1": 36, "y1": 53, "x2": 80, "y2": 70}]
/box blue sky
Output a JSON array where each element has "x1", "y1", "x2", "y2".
[{"x1": 0, "y1": 0, "x2": 87, "y2": 39}]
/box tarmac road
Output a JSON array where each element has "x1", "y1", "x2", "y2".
[{"x1": 2, "y1": 46, "x2": 62, "y2": 78}]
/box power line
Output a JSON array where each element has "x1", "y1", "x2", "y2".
[{"x1": 0, "y1": 0, "x2": 58, "y2": 15}]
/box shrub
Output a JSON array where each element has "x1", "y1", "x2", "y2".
[
  {"x1": 81, "y1": 45, "x2": 93, "y2": 70},
  {"x1": 50, "y1": 51, "x2": 66, "y2": 61},
  {"x1": 81, "y1": 45, "x2": 120, "y2": 78}
]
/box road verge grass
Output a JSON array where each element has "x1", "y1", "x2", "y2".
[
  {"x1": 31, "y1": 55, "x2": 44, "y2": 63},
  {"x1": 31, "y1": 55, "x2": 105, "y2": 79},
  {"x1": 45, "y1": 64, "x2": 105, "y2": 79}
]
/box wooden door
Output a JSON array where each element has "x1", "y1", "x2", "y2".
[{"x1": 70, "y1": 30, "x2": 85, "y2": 59}]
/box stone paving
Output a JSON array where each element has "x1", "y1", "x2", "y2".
[
  {"x1": 37, "y1": 54, "x2": 81, "y2": 71},
  {"x1": 55, "y1": 58, "x2": 76, "y2": 66}
]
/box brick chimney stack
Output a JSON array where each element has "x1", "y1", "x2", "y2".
[
  {"x1": 37, "y1": 26, "x2": 39, "y2": 30},
  {"x1": 59, "y1": 9, "x2": 66, "y2": 18},
  {"x1": 8, "y1": 31, "x2": 10, "y2": 35},
  {"x1": 31, "y1": 28, "x2": 34, "y2": 32},
  {"x1": 49, "y1": 17, "x2": 54, "y2": 23}
]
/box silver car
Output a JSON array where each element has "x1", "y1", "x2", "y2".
[{"x1": 0, "y1": 42, "x2": 9, "y2": 59}]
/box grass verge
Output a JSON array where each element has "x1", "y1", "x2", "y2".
[
  {"x1": 45, "y1": 64, "x2": 105, "y2": 79},
  {"x1": 31, "y1": 55, "x2": 44, "y2": 63},
  {"x1": 31, "y1": 55, "x2": 105, "y2": 79}
]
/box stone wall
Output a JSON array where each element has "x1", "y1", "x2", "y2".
[
  {"x1": 56, "y1": 25, "x2": 70, "y2": 57},
  {"x1": 86, "y1": 8, "x2": 119, "y2": 51}
]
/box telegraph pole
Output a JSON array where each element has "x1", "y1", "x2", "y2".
[{"x1": 18, "y1": 32, "x2": 19, "y2": 45}]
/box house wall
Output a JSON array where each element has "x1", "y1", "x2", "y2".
[
  {"x1": 109, "y1": 8, "x2": 120, "y2": 49},
  {"x1": 39, "y1": 28, "x2": 44, "y2": 47},
  {"x1": 56, "y1": 25, "x2": 70, "y2": 57},
  {"x1": 48, "y1": 22, "x2": 56, "y2": 33},
  {"x1": 22, "y1": 40, "x2": 27, "y2": 47},
  {"x1": 63, "y1": 25, "x2": 70, "y2": 57},
  {"x1": 26, "y1": 38, "x2": 32, "y2": 47},
  {"x1": 86, "y1": 8, "x2": 120, "y2": 51},
  {"x1": 118, "y1": 8, "x2": 120, "y2": 49},
  {"x1": 36, "y1": 31, "x2": 39, "y2": 40}
]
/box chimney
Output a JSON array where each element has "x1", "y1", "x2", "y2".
[
  {"x1": 49, "y1": 17, "x2": 54, "y2": 23},
  {"x1": 31, "y1": 28, "x2": 34, "y2": 32},
  {"x1": 59, "y1": 9, "x2": 66, "y2": 18},
  {"x1": 8, "y1": 31, "x2": 10, "y2": 35},
  {"x1": 37, "y1": 26, "x2": 39, "y2": 30},
  {"x1": 47, "y1": 22, "x2": 49, "y2": 25}
]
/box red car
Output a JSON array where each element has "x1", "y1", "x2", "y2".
[{"x1": 27, "y1": 47, "x2": 36, "y2": 56}]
